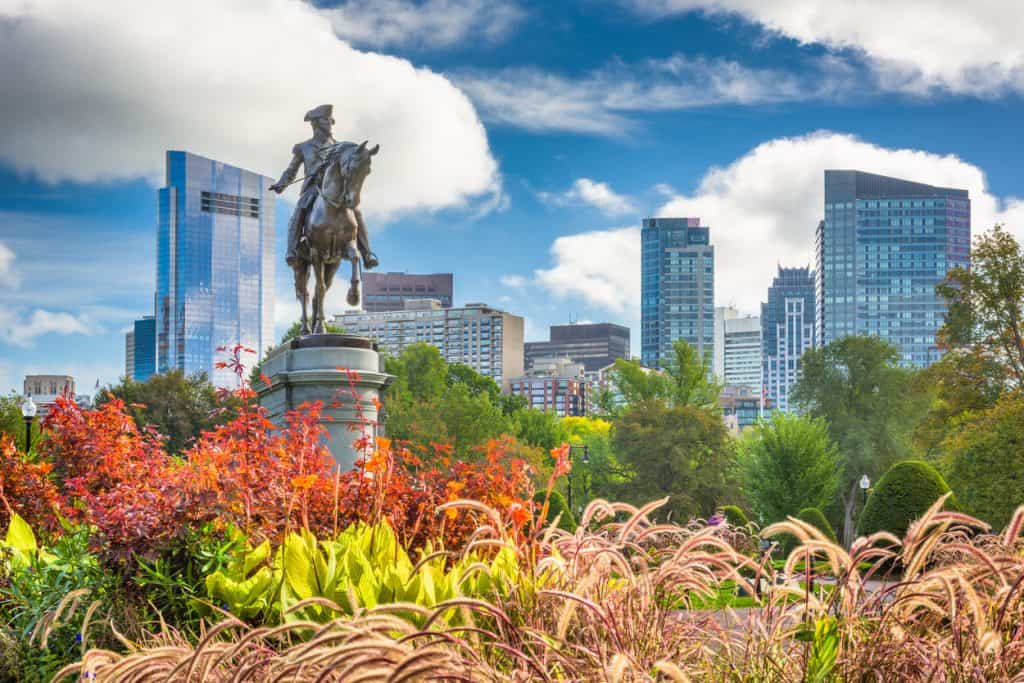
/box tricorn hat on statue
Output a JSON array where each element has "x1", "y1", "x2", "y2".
[{"x1": 304, "y1": 104, "x2": 334, "y2": 123}]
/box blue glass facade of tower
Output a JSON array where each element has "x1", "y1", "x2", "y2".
[
  {"x1": 761, "y1": 266, "x2": 815, "y2": 413},
  {"x1": 816, "y1": 171, "x2": 970, "y2": 367},
  {"x1": 641, "y1": 217, "x2": 714, "y2": 369},
  {"x1": 156, "y1": 151, "x2": 275, "y2": 387},
  {"x1": 132, "y1": 315, "x2": 157, "y2": 382}
]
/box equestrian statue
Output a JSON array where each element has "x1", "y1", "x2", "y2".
[{"x1": 269, "y1": 104, "x2": 379, "y2": 334}]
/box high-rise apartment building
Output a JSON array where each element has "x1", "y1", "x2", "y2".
[
  {"x1": 641, "y1": 217, "x2": 714, "y2": 369},
  {"x1": 361, "y1": 272, "x2": 453, "y2": 312},
  {"x1": 333, "y1": 300, "x2": 524, "y2": 389},
  {"x1": 816, "y1": 171, "x2": 970, "y2": 366},
  {"x1": 507, "y1": 357, "x2": 589, "y2": 417},
  {"x1": 713, "y1": 307, "x2": 761, "y2": 391},
  {"x1": 125, "y1": 329, "x2": 135, "y2": 380},
  {"x1": 156, "y1": 151, "x2": 275, "y2": 387},
  {"x1": 524, "y1": 322, "x2": 630, "y2": 376},
  {"x1": 761, "y1": 266, "x2": 816, "y2": 413}
]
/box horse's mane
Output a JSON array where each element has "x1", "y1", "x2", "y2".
[{"x1": 322, "y1": 142, "x2": 364, "y2": 177}]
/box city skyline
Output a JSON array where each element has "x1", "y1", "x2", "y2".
[{"x1": 2, "y1": 1, "x2": 1023, "y2": 394}]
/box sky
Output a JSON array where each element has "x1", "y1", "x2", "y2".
[{"x1": 1, "y1": 0, "x2": 1024, "y2": 396}]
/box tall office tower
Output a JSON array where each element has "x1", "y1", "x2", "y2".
[
  {"x1": 156, "y1": 151, "x2": 275, "y2": 387},
  {"x1": 641, "y1": 217, "x2": 714, "y2": 369},
  {"x1": 524, "y1": 322, "x2": 630, "y2": 377},
  {"x1": 816, "y1": 171, "x2": 970, "y2": 366},
  {"x1": 131, "y1": 315, "x2": 157, "y2": 382},
  {"x1": 334, "y1": 300, "x2": 524, "y2": 389},
  {"x1": 125, "y1": 329, "x2": 135, "y2": 380},
  {"x1": 761, "y1": 266, "x2": 816, "y2": 413},
  {"x1": 362, "y1": 272, "x2": 454, "y2": 312},
  {"x1": 713, "y1": 307, "x2": 761, "y2": 391}
]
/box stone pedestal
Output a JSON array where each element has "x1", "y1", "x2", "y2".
[{"x1": 256, "y1": 334, "x2": 393, "y2": 470}]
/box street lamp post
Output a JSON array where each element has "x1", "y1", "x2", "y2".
[
  {"x1": 21, "y1": 396, "x2": 38, "y2": 453},
  {"x1": 566, "y1": 444, "x2": 590, "y2": 512},
  {"x1": 859, "y1": 474, "x2": 871, "y2": 509}
]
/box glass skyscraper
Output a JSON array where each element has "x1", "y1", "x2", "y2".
[
  {"x1": 131, "y1": 315, "x2": 157, "y2": 382},
  {"x1": 156, "y1": 151, "x2": 275, "y2": 387},
  {"x1": 761, "y1": 266, "x2": 815, "y2": 413},
  {"x1": 816, "y1": 171, "x2": 970, "y2": 367},
  {"x1": 641, "y1": 217, "x2": 714, "y2": 369}
]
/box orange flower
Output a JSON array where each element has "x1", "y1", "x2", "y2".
[
  {"x1": 375, "y1": 436, "x2": 391, "y2": 454},
  {"x1": 551, "y1": 443, "x2": 572, "y2": 479},
  {"x1": 447, "y1": 481, "x2": 465, "y2": 494},
  {"x1": 290, "y1": 474, "x2": 318, "y2": 490},
  {"x1": 509, "y1": 502, "x2": 530, "y2": 528}
]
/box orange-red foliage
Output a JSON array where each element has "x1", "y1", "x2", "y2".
[{"x1": 0, "y1": 433, "x2": 62, "y2": 537}]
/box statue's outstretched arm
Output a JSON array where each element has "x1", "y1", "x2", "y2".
[{"x1": 270, "y1": 147, "x2": 302, "y2": 193}]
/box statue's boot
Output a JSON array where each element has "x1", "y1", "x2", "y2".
[{"x1": 357, "y1": 231, "x2": 378, "y2": 269}]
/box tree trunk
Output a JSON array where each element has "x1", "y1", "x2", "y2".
[{"x1": 842, "y1": 478, "x2": 859, "y2": 548}]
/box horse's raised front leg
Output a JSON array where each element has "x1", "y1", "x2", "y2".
[{"x1": 294, "y1": 261, "x2": 311, "y2": 336}]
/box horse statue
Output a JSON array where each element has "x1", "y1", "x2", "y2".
[{"x1": 292, "y1": 140, "x2": 379, "y2": 335}]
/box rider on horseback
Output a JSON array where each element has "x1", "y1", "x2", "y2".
[{"x1": 269, "y1": 104, "x2": 379, "y2": 270}]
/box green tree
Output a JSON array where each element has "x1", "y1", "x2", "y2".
[
  {"x1": 936, "y1": 225, "x2": 1024, "y2": 389},
  {"x1": 612, "y1": 402, "x2": 735, "y2": 522},
  {"x1": 606, "y1": 340, "x2": 721, "y2": 411},
  {"x1": 96, "y1": 370, "x2": 239, "y2": 454},
  {"x1": 514, "y1": 409, "x2": 569, "y2": 452},
  {"x1": 792, "y1": 335, "x2": 927, "y2": 545},
  {"x1": 858, "y1": 460, "x2": 955, "y2": 539},
  {"x1": 446, "y1": 363, "x2": 500, "y2": 401},
  {"x1": 736, "y1": 412, "x2": 840, "y2": 524},
  {"x1": 942, "y1": 393, "x2": 1024, "y2": 529},
  {"x1": 562, "y1": 416, "x2": 629, "y2": 506}
]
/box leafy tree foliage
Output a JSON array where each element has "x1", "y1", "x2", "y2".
[
  {"x1": 562, "y1": 416, "x2": 629, "y2": 506},
  {"x1": 792, "y1": 335, "x2": 927, "y2": 544},
  {"x1": 514, "y1": 409, "x2": 569, "y2": 452},
  {"x1": 606, "y1": 340, "x2": 721, "y2": 411},
  {"x1": 384, "y1": 343, "x2": 512, "y2": 458},
  {"x1": 736, "y1": 412, "x2": 839, "y2": 524},
  {"x1": 937, "y1": 226, "x2": 1024, "y2": 389},
  {"x1": 719, "y1": 505, "x2": 749, "y2": 528},
  {"x1": 942, "y1": 393, "x2": 1024, "y2": 529},
  {"x1": 612, "y1": 402, "x2": 735, "y2": 522},
  {"x1": 95, "y1": 370, "x2": 240, "y2": 455},
  {"x1": 858, "y1": 460, "x2": 954, "y2": 538}
]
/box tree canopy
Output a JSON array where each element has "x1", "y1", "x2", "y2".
[{"x1": 606, "y1": 340, "x2": 721, "y2": 411}]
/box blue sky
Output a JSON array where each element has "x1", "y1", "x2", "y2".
[{"x1": 2, "y1": 0, "x2": 1023, "y2": 395}]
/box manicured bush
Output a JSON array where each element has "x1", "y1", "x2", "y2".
[
  {"x1": 720, "y1": 505, "x2": 750, "y2": 528},
  {"x1": 858, "y1": 460, "x2": 955, "y2": 538},
  {"x1": 779, "y1": 506, "x2": 836, "y2": 555},
  {"x1": 534, "y1": 490, "x2": 577, "y2": 532}
]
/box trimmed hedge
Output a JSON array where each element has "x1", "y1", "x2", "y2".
[
  {"x1": 857, "y1": 460, "x2": 955, "y2": 539},
  {"x1": 534, "y1": 490, "x2": 577, "y2": 532},
  {"x1": 720, "y1": 505, "x2": 749, "y2": 528},
  {"x1": 780, "y1": 506, "x2": 836, "y2": 555}
]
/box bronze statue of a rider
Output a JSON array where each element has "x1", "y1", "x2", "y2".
[{"x1": 269, "y1": 104, "x2": 378, "y2": 269}]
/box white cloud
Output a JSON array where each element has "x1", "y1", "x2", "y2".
[
  {"x1": 0, "y1": 0, "x2": 501, "y2": 220},
  {"x1": 656, "y1": 130, "x2": 1024, "y2": 312},
  {"x1": 454, "y1": 55, "x2": 850, "y2": 134},
  {"x1": 0, "y1": 242, "x2": 17, "y2": 287},
  {"x1": 533, "y1": 227, "x2": 640, "y2": 315},
  {"x1": 325, "y1": 0, "x2": 524, "y2": 50},
  {"x1": 530, "y1": 132, "x2": 1024, "y2": 319},
  {"x1": 0, "y1": 307, "x2": 95, "y2": 348},
  {"x1": 500, "y1": 274, "x2": 528, "y2": 289},
  {"x1": 624, "y1": 0, "x2": 1024, "y2": 96},
  {"x1": 540, "y1": 178, "x2": 637, "y2": 216}
]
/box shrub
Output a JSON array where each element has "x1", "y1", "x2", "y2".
[
  {"x1": 720, "y1": 505, "x2": 749, "y2": 528},
  {"x1": 534, "y1": 490, "x2": 577, "y2": 532},
  {"x1": 778, "y1": 507, "x2": 836, "y2": 556},
  {"x1": 858, "y1": 460, "x2": 955, "y2": 538}
]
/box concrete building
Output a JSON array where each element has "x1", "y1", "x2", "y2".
[
  {"x1": 361, "y1": 272, "x2": 453, "y2": 312},
  {"x1": 156, "y1": 151, "x2": 275, "y2": 388},
  {"x1": 524, "y1": 322, "x2": 629, "y2": 377},
  {"x1": 333, "y1": 300, "x2": 524, "y2": 389},
  {"x1": 816, "y1": 170, "x2": 970, "y2": 367},
  {"x1": 641, "y1": 217, "x2": 714, "y2": 369},
  {"x1": 720, "y1": 384, "x2": 763, "y2": 434},
  {"x1": 23, "y1": 375, "x2": 75, "y2": 415},
  {"x1": 761, "y1": 266, "x2": 816, "y2": 413},
  {"x1": 713, "y1": 307, "x2": 761, "y2": 392},
  {"x1": 125, "y1": 329, "x2": 135, "y2": 380},
  {"x1": 507, "y1": 356, "x2": 589, "y2": 417}
]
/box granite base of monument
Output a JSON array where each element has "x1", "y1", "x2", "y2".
[{"x1": 256, "y1": 334, "x2": 393, "y2": 470}]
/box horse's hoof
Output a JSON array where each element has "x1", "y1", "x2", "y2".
[
  {"x1": 300, "y1": 324, "x2": 311, "y2": 336},
  {"x1": 347, "y1": 287, "x2": 360, "y2": 307}
]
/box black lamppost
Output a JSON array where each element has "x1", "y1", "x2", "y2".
[
  {"x1": 21, "y1": 396, "x2": 37, "y2": 453},
  {"x1": 566, "y1": 444, "x2": 589, "y2": 512}
]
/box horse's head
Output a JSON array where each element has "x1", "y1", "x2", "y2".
[{"x1": 323, "y1": 140, "x2": 378, "y2": 208}]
